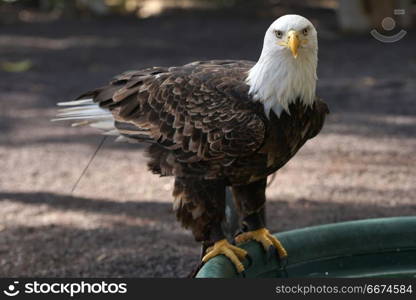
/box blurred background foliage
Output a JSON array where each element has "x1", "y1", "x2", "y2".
[
  {"x1": 1, "y1": 0, "x2": 277, "y2": 18},
  {"x1": 0, "y1": 0, "x2": 414, "y2": 30}
]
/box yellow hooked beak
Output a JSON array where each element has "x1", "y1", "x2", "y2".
[
  {"x1": 287, "y1": 30, "x2": 300, "y2": 58},
  {"x1": 278, "y1": 30, "x2": 301, "y2": 58}
]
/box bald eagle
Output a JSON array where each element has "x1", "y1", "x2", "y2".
[{"x1": 54, "y1": 15, "x2": 329, "y2": 273}]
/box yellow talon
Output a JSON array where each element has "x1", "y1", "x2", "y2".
[
  {"x1": 202, "y1": 239, "x2": 248, "y2": 273},
  {"x1": 235, "y1": 228, "x2": 287, "y2": 258}
]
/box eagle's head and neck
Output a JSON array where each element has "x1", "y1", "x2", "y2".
[{"x1": 247, "y1": 15, "x2": 318, "y2": 118}]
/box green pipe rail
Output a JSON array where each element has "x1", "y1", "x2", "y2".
[{"x1": 196, "y1": 217, "x2": 416, "y2": 278}]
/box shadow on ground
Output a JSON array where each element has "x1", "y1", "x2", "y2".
[{"x1": 1, "y1": 191, "x2": 415, "y2": 277}]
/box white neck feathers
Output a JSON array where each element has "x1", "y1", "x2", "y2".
[{"x1": 246, "y1": 46, "x2": 318, "y2": 117}]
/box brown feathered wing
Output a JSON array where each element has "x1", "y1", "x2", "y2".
[{"x1": 76, "y1": 60, "x2": 267, "y2": 175}]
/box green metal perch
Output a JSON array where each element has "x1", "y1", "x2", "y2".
[{"x1": 196, "y1": 217, "x2": 416, "y2": 278}]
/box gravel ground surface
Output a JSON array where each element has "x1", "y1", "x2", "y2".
[{"x1": 0, "y1": 6, "x2": 415, "y2": 277}]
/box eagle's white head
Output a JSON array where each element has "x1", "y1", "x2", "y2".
[{"x1": 247, "y1": 15, "x2": 318, "y2": 117}]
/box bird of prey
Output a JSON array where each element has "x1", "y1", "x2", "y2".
[{"x1": 54, "y1": 14, "x2": 329, "y2": 273}]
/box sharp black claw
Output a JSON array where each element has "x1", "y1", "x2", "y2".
[
  {"x1": 278, "y1": 254, "x2": 288, "y2": 265},
  {"x1": 233, "y1": 229, "x2": 245, "y2": 238},
  {"x1": 245, "y1": 253, "x2": 253, "y2": 267},
  {"x1": 240, "y1": 270, "x2": 246, "y2": 278},
  {"x1": 267, "y1": 245, "x2": 278, "y2": 262}
]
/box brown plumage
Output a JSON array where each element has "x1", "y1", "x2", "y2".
[{"x1": 54, "y1": 14, "x2": 329, "y2": 274}]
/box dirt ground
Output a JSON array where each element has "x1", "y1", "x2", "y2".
[{"x1": 0, "y1": 6, "x2": 415, "y2": 277}]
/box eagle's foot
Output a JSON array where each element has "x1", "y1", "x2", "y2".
[
  {"x1": 235, "y1": 228, "x2": 287, "y2": 258},
  {"x1": 202, "y1": 239, "x2": 248, "y2": 273}
]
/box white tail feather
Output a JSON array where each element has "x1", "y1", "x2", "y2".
[
  {"x1": 56, "y1": 105, "x2": 102, "y2": 113},
  {"x1": 103, "y1": 130, "x2": 120, "y2": 136},
  {"x1": 115, "y1": 136, "x2": 130, "y2": 143},
  {"x1": 52, "y1": 99, "x2": 117, "y2": 136},
  {"x1": 51, "y1": 115, "x2": 112, "y2": 121},
  {"x1": 89, "y1": 120, "x2": 115, "y2": 130},
  {"x1": 57, "y1": 99, "x2": 94, "y2": 106}
]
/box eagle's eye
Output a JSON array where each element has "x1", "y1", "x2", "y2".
[
  {"x1": 274, "y1": 30, "x2": 283, "y2": 39},
  {"x1": 302, "y1": 27, "x2": 309, "y2": 36}
]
